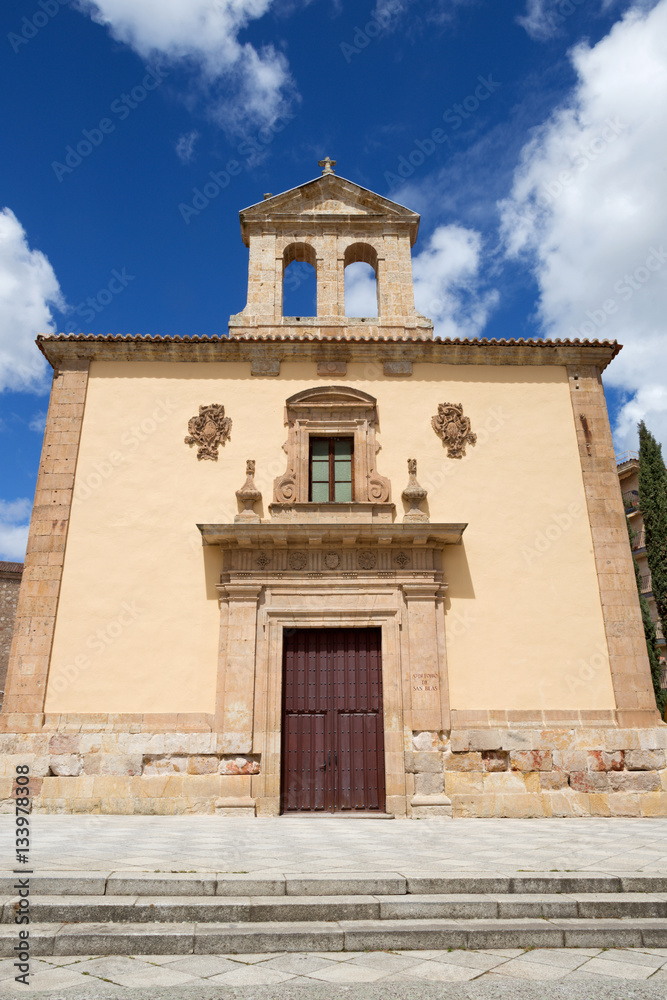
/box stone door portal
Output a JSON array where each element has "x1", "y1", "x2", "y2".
[{"x1": 281, "y1": 628, "x2": 386, "y2": 813}]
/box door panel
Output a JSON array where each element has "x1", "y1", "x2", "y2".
[
  {"x1": 337, "y1": 712, "x2": 384, "y2": 811},
  {"x1": 283, "y1": 713, "x2": 327, "y2": 812},
  {"x1": 281, "y1": 628, "x2": 385, "y2": 813}
]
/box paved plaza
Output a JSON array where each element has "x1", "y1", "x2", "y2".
[
  {"x1": 2, "y1": 816, "x2": 667, "y2": 995},
  {"x1": 3, "y1": 814, "x2": 667, "y2": 875},
  {"x1": 1, "y1": 946, "x2": 667, "y2": 994}
]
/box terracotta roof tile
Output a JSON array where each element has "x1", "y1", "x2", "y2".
[
  {"x1": 38, "y1": 332, "x2": 621, "y2": 349},
  {"x1": 0, "y1": 561, "x2": 24, "y2": 575}
]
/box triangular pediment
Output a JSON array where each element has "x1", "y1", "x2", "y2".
[{"x1": 240, "y1": 173, "x2": 419, "y2": 240}]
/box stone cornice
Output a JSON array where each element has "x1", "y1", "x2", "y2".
[
  {"x1": 198, "y1": 522, "x2": 467, "y2": 547},
  {"x1": 37, "y1": 334, "x2": 622, "y2": 372}
]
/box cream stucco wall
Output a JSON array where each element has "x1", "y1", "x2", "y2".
[{"x1": 45, "y1": 359, "x2": 615, "y2": 714}]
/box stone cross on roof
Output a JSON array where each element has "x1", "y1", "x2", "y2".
[{"x1": 318, "y1": 156, "x2": 336, "y2": 176}]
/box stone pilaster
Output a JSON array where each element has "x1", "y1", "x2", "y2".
[
  {"x1": 402, "y1": 581, "x2": 450, "y2": 731},
  {"x1": 567, "y1": 364, "x2": 660, "y2": 727},
  {"x1": 215, "y1": 584, "x2": 261, "y2": 754},
  {"x1": 3, "y1": 361, "x2": 90, "y2": 716}
]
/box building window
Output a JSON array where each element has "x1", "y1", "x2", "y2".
[
  {"x1": 273, "y1": 386, "x2": 390, "y2": 506},
  {"x1": 309, "y1": 437, "x2": 354, "y2": 502}
]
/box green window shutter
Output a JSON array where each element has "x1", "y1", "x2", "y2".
[
  {"x1": 310, "y1": 438, "x2": 330, "y2": 502},
  {"x1": 333, "y1": 438, "x2": 353, "y2": 502}
]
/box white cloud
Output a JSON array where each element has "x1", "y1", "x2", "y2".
[
  {"x1": 0, "y1": 208, "x2": 64, "y2": 394},
  {"x1": 499, "y1": 0, "x2": 667, "y2": 451},
  {"x1": 29, "y1": 411, "x2": 47, "y2": 433},
  {"x1": 412, "y1": 225, "x2": 498, "y2": 338},
  {"x1": 175, "y1": 130, "x2": 199, "y2": 163},
  {"x1": 517, "y1": 0, "x2": 569, "y2": 40},
  {"x1": 75, "y1": 0, "x2": 295, "y2": 131},
  {"x1": 0, "y1": 499, "x2": 31, "y2": 562},
  {"x1": 344, "y1": 224, "x2": 497, "y2": 336},
  {"x1": 345, "y1": 263, "x2": 378, "y2": 317}
]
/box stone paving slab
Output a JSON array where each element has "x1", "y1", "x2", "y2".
[
  {"x1": 107, "y1": 873, "x2": 217, "y2": 896},
  {"x1": 1, "y1": 947, "x2": 667, "y2": 996},
  {"x1": 4, "y1": 815, "x2": 667, "y2": 877}
]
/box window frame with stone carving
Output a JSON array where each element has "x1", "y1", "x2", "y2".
[
  {"x1": 272, "y1": 386, "x2": 391, "y2": 513},
  {"x1": 308, "y1": 435, "x2": 355, "y2": 503}
]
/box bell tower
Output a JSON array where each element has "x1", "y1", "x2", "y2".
[{"x1": 229, "y1": 159, "x2": 433, "y2": 340}]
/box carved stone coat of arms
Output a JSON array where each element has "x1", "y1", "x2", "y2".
[
  {"x1": 184, "y1": 404, "x2": 232, "y2": 461},
  {"x1": 432, "y1": 402, "x2": 477, "y2": 459}
]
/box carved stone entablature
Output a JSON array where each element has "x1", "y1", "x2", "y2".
[
  {"x1": 432, "y1": 402, "x2": 477, "y2": 459},
  {"x1": 185, "y1": 404, "x2": 232, "y2": 461},
  {"x1": 199, "y1": 522, "x2": 466, "y2": 583},
  {"x1": 273, "y1": 386, "x2": 391, "y2": 507}
]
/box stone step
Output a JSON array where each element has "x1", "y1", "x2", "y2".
[
  {"x1": 4, "y1": 891, "x2": 667, "y2": 924},
  {"x1": 2, "y1": 916, "x2": 667, "y2": 956},
  {"x1": 3, "y1": 869, "x2": 666, "y2": 896}
]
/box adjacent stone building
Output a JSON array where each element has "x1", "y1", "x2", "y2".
[
  {"x1": 0, "y1": 562, "x2": 23, "y2": 710},
  {"x1": 2, "y1": 164, "x2": 666, "y2": 817}
]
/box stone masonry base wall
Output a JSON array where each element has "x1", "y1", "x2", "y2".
[
  {"x1": 409, "y1": 728, "x2": 667, "y2": 818},
  {"x1": 1, "y1": 727, "x2": 667, "y2": 816},
  {"x1": 0, "y1": 733, "x2": 258, "y2": 816}
]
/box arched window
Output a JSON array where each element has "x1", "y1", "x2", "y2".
[
  {"x1": 344, "y1": 242, "x2": 379, "y2": 317},
  {"x1": 282, "y1": 242, "x2": 317, "y2": 317}
]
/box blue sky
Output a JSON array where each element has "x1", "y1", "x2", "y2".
[{"x1": 1, "y1": 0, "x2": 666, "y2": 559}]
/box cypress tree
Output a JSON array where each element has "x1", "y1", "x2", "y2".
[
  {"x1": 637, "y1": 421, "x2": 667, "y2": 715},
  {"x1": 638, "y1": 423, "x2": 667, "y2": 640},
  {"x1": 627, "y1": 516, "x2": 665, "y2": 715}
]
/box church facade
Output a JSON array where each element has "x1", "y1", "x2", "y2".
[{"x1": 2, "y1": 164, "x2": 666, "y2": 818}]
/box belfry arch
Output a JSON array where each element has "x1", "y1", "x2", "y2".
[
  {"x1": 343, "y1": 241, "x2": 379, "y2": 317},
  {"x1": 230, "y1": 161, "x2": 431, "y2": 338}
]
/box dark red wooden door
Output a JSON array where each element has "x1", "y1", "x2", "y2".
[{"x1": 281, "y1": 628, "x2": 385, "y2": 813}]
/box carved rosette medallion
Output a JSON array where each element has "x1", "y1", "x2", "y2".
[
  {"x1": 432, "y1": 402, "x2": 477, "y2": 459},
  {"x1": 394, "y1": 551, "x2": 411, "y2": 568},
  {"x1": 256, "y1": 551, "x2": 271, "y2": 568},
  {"x1": 184, "y1": 404, "x2": 232, "y2": 461},
  {"x1": 324, "y1": 552, "x2": 341, "y2": 570},
  {"x1": 357, "y1": 549, "x2": 377, "y2": 570},
  {"x1": 288, "y1": 550, "x2": 308, "y2": 570}
]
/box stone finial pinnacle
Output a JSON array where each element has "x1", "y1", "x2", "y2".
[{"x1": 318, "y1": 156, "x2": 336, "y2": 176}]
